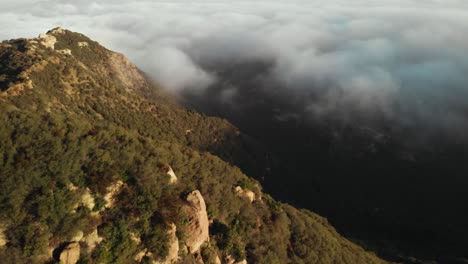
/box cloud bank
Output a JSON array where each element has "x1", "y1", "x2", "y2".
[{"x1": 2, "y1": 0, "x2": 468, "y2": 143}]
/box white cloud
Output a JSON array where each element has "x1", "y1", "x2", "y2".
[{"x1": 2, "y1": 0, "x2": 468, "y2": 138}]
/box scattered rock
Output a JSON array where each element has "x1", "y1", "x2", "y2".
[
  {"x1": 38, "y1": 33, "x2": 56, "y2": 50},
  {"x1": 235, "y1": 186, "x2": 256, "y2": 203},
  {"x1": 104, "y1": 180, "x2": 124, "y2": 208},
  {"x1": 59, "y1": 242, "x2": 80, "y2": 264},
  {"x1": 182, "y1": 190, "x2": 209, "y2": 254}
]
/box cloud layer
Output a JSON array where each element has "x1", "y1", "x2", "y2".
[{"x1": 2, "y1": 0, "x2": 468, "y2": 143}]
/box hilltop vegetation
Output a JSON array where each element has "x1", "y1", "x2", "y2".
[{"x1": 0, "y1": 28, "x2": 386, "y2": 264}]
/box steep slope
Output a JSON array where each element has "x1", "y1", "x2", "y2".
[{"x1": 0, "y1": 28, "x2": 387, "y2": 264}]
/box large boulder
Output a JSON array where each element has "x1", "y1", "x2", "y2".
[
  {"x1": 59, "y1": 242, "x2": 80, "y2": 264},
  {"x1": 182, "y1": 190, "x2": 209, "y2": 254}
]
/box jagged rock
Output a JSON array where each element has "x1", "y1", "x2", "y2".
[
  {"x1": 235, "y1": 186, "x2": 256, "y2": 203},
  {"x1": 165, "y1": 164, "x2": 178, "y2": 184},
  {"x1": 81, "y1": 228, "x2": 103, "y2": 253},
  {"x1": 104, "y1": 180, "x2": 124, "y2": 208},
  {"x1": 38, "y1": 33, "x2": 56, "y2": 49},
  {"x1": 182, "y1": 190, "x2": 209, "y2": 254},
  {"x1": 59, "y1": 242, "x2": 80, "y2": 264}
]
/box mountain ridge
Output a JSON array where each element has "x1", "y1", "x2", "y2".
[{"x1": 0, "y1": 28, "x2": 388, "y2": 264}]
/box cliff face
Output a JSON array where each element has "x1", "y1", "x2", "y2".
[{"x1": 0, "y1": 28, "x2": 388, "y2": 264}]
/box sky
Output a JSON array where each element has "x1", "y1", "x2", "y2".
[{"x1": 2, "y1": 0, "x2": 468, "y2": 143}]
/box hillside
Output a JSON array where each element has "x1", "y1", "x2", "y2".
[{"x1": 0, "y1": 28, "x2": 388, "y2": 264}]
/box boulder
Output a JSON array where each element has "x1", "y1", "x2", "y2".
[
  {"x1": 235, "y1": 186, "x2": 256, "y2": 203},
  {"x1": 182, "y1": 190, "x2": 209, "y2": 254},
  {"x1": 59, "y1": 242, "x2": 80, "y2": 264}
]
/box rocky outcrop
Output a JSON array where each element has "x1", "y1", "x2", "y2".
[
  {"x1": 78, "y1": 42, "x2": 89, "y2": 47},
  {"x1": 235, "y1": 186, "x2": 256, "y2": 203},
  {"x1": 225, "y1": 255, "x2": 247, "y2": 264},
  {"x1": 165, "y1": 165, "x2": 178, "y2": 184},
  {"x1": 57, "y1": 49, "x2": 72, "y2": 55},
  {"x1": 81, "y1": 188, "x2": 95, "y2": 211},
  {"x1": 182, "y1": 190, "x2": 209, "y2": 254},
  {"x1": 104, "y1": 180, "x2": 124, "y2": 208},
  {"x1": 59, "y1": 242, "x2": 80, "y2": 264},
  {"x1": 38, "y1": 33, "x2": 56, "y2": 50},
  {"x1": 108, "y1": 52, "x2": 147, "y2": 92},
  {"x1": 165, "y1": 223, "x2": 179, "y2": 263},
  {"x1": 81, "y1": 228, "x2": 103, "y2": 253}
]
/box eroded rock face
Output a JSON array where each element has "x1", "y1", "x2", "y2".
[
  {"x1": 108, "y1": 52, "x2": 147, "y2": 92},
  {"x1": 59, "y1": 242, "x2": 80, "y2": 264},
  {"x1": 182, "y1": 190, "x2": 209, "y2": 254}
]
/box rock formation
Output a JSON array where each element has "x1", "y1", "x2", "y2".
[
  {"x1": 165, "y1": 165, "x2": 178, "y2": 184},
  {"x1": 59, "y1": 242, "x2": 80, "y2": 264},
  {"x1": 81, "y1": 228, "x2": 103, "y2": 253},
  {"x1": 182, "y1": 190, "x2": 209, "y2": 254},
  {"x1": 38, "y1": 33, "x2": 56, "y2": 50},
  {"x1": 104, "y1": 180, "x2": 124, "y2": 208},
  {"x1": 235, "y1": 186, "x2": 256, "y2": 203}
]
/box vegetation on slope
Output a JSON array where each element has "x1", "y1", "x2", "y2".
[{"x1": 0, "y1": 28, "x2": 386, "y2": 264}]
